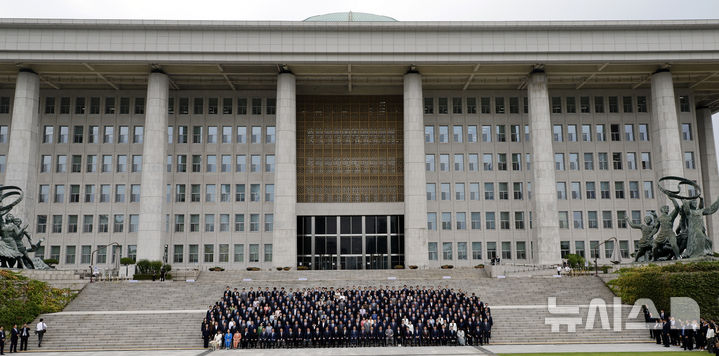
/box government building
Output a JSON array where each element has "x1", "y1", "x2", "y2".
[{"x1": 1, "y1": 13, "x2": 718, "y2": 270}]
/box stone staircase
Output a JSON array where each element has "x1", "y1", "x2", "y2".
[{"x1": 29, "y1": 269, "x2": 651, "y2": 351}]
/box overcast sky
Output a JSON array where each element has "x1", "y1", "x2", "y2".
[
  {"x1": 2, "y1": 0, "x2": 719, "y2": 21},
  {"x1": 4, "y1": 0, "x2": 719, "y2": 168}
]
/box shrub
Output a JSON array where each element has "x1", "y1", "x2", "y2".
[
  {"x1": 607, "y1": 261, "x2": 719, "y2": 320},
  {"x1": 246, "y1": 267, "x2": 261, "y2": 271},
  {"x1": 283, "y1": 267, "x2": 291, "y2": 271},
  {"x1": 0, "y1": 270, "x2": 75, "y2": 330},
  {"x1": 149, "y1": 261, "x2": 163, "y2": 273},
  {"x1": 566, "y1": 254, "x2": 585, "y2": 269},
  {"x1": 43, "y1": 259, "x2": 58, "y2": 267},
  {"x1": 441, "y1": 265, "x2": 454, "y2": 269},
  {"x1": 209, "y1": 267, "x2": 225, "y2": 272},
  {"x1": 120, "y1": 257, "x2": 135, "y2": 266},
  {"x1": 276, "y1": 267, "x2": 283, "y2": 271},
  {"x1": 136, "y1": 259, "x2": 151, "y2": 274},
  {"x1": 474, "y1": 264, "x2": 485, "y2": 268},
  {"x1": 408, "y1": 265, "x2": 418, "y2": 269},
  {"x1": 393, "y1": 265, "x2": 404, "y2": 269},
  {"x1": 133, "y1": 273, "x2": 172, "y2": 280},
  {"x1": 163, "y1": 264, "x2": 172, "y2": 272}
]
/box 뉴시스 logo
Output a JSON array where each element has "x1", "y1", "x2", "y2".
[{"x1": 544, "y1": 296, "x2": 700, "y2": 332}]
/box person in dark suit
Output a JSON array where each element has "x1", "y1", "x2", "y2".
[
  {"x1": 663, "y1": 319, "x2": 672, "y2": 347},
  {"x1": 201, "y1": 324, "x2": 211, "y2": 348},
  {"x1": 19, "y1": 324, "x2": 30, "y2": 351},
  {"x1": 0, "y1": 326, "x2": 5, "y2": 355},
  {"x1": 9, "y1": 325, "x2": 18, "y2": 353}
]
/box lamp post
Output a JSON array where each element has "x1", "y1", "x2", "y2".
[
  {"x1": 594, "y1": 237, "x2": 618, "y2": 276},
  {"x1": 90, "y1": 242, "x2": 120, "y2": 283}
]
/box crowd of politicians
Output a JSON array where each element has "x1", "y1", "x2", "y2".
[
  {"x1": 201, "y1": 285, "x2": 493, "y2": 349},
  {"x1": 645, "y1": 306, "x2": 719, "y2": 354}
]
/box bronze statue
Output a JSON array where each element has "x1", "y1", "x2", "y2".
[
  {"x1": 672, "y1": 196, "x2": 719, "y2": 258},
  {"x1": 652, "y1": 204, "x2": 681, "y2": 260},
  {"x1": 0, "y1": 186, "x2": 48, "y2": 269},
  {"x1": 633, "y1": 176, "x2": 719, "y2": 262},
  {"x1": 626, "y1": 213, "x2": 659, "y2": 262}
]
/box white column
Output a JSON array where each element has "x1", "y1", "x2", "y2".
[
  {"x1": 650, "y1": 70, "x2": 684, "y2": 202},
  {"x1": 136, "y1": 72, "x2": 169, "y2": 262},
  {"x1": 528, "y1": 71, "x2": 561, "y2": 265},
  {"x1": 696, "y1": 107, "x2": 719, "y2": 252},
  {"x1": 272, "y1": 73, "x2": 297, "y2": 268},
  {"x1": 403, "y1": 72, "x2": 429, "y2": 268},
  {"x1": 5, "y1": 70, "x2": 40, "y2": 224}
]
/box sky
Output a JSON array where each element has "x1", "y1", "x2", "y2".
[
  {"x1": 3, "y1": 0, "x2": 719, "y2": 167},
  {"x1": 2, "y1": 0, "x2": 719, "y2": 21}
]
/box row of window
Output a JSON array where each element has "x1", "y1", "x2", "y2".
[
  {"x1": 426, "y1": 179, "x2": 658, "y2": 202},
  {"x1": 427, "y1": 211, "x2": 530, "y2": 231},
  {"x1": 427, "y1": 182, "x2": 530, "y2": 201},
  {"x1": 423, "y1": 151, "x2": 659, "y2": 172},
  {"x1": 39, "y1": 182, "x2": 276, "y2": 205},
  {"x1": 426, "y1": 123, "x2": 693, "y2": 145},
  {"x1": 422, "y1": 95, "x2": 692, "y2": 115},
  {"x1": 36, "y1": 244, "x2": 136, "y2": 265},
  {"x1": 39, "y1": 184, "x2": 140, "y2": 204},
  {"x1": 560, "y1": 240, "x2": 635, "y2": 259},
  {"x1": 36, "y1": 214, "x2": 139, "y2": 234},
  {"x1": 166, "y1": 154, "x2": 275, "y2": 173},
  {"x1": 33, "y1": 122, "x2": 696, "y2": 147},
  {"x1": 167, "y1": 183, "x2": 274, "y2": 203},
  {"x1": 37, "y1": 212, "x2": 275, "y2": 235},
  {"x1": 167, "y1": 126, "x2": 275, "y2": 145},
  {"x1": 34, "y1": 96, "x2": 275, "y2": 116},
  {"x1": 172, "y1": 243, "x2": 272, "y2": 264},
  {"x1": 427, "y1": 209, "x2": 653, "y2": 231},
  {"x1": 556, "y1": 181, "x2": 657, "y2": 200},
  {"x1": 426, "y1": 238, "x2": 637, "y2": 262},
  {"x1": 38, "y1": 153, "x2": 277, "y2": 174},
  {"x1": 39, "y1": 125, "x2": 277, "y2": 145},
  {"x1": 42, "y1": 125, "x2": 143, "y2": 144},
  {"x1": 554, "y1": 152, "x2": 654, "y2": 171},
  {"x1": 0, "y1": 95, "x2": 695, "y2": 117},
  {"x1": 35, "y1": 243, "x2": 273, "y2": 265},
  {"x1": 168, "y1": 213, "x2": 274, "y2": 233},
  {"x1": 40, "y1": 154, "x2": 142, "y2": 174},
  {"x1": 427, "y1": 241, "x2": 527, "y2": 261}
]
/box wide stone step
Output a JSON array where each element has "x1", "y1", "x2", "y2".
[{"x1": 32, "y1": 271, "x2": 653, "y2": 350}]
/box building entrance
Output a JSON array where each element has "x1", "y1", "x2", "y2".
[{"x1": 297, "y1": 215, "x2": 404, "y2": 270}]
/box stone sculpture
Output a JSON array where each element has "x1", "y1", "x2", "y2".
[{"x1": 0, "y1": 186, "x2": 47, "y2": 269}]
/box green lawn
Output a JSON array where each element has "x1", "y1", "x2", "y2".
[{"x1": 500, "y1": 353, "x2": 702, "y2": 356}]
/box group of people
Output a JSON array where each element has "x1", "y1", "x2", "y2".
[
  {"x1": 0, "y1": 318, "x2": 47, "y2": 354},
  {"x1": 201, "y1": 285, "x2": 494, "y2": 349},
  {"x1": 644, "y1": 307, "x2": 719, "y2": 354}
]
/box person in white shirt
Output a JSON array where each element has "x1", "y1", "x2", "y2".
[
  {"x1": 35, "y1": 319, "x2": 47, "y2": 348},
  {"x1": 457, "y1": 329, "x2": 466, "y2": 346}
]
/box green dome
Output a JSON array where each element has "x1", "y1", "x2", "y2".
[{"x1": 303, "y1": 12, "x2": 397, "y2": 22}]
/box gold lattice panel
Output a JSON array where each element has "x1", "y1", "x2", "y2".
[{"x1": 297, "y1": 95, "x2": 404, "y2": 203}]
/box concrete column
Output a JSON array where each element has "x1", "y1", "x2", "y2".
[
  {"x1": 650, "y1": 70, "x2": 684, "y2": 203},
  {"x1": 403, "y1": 72, "x2": 429, "y2": 268},
  {"x1": 5, "y1": 70, "x2": 40, "y2": 224},
  {"x1": 696, "y1": 107, "x2": 719, "y2": 252},
  {"x1": 136, "y1": 72, "x2": 169, "y2": 262},
  {"x1": 528, "y1": 70, "x2": 561, "y2": 265},
  {"x1": 272, "y1": 73, "x2": 297, "y2": 268}
]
